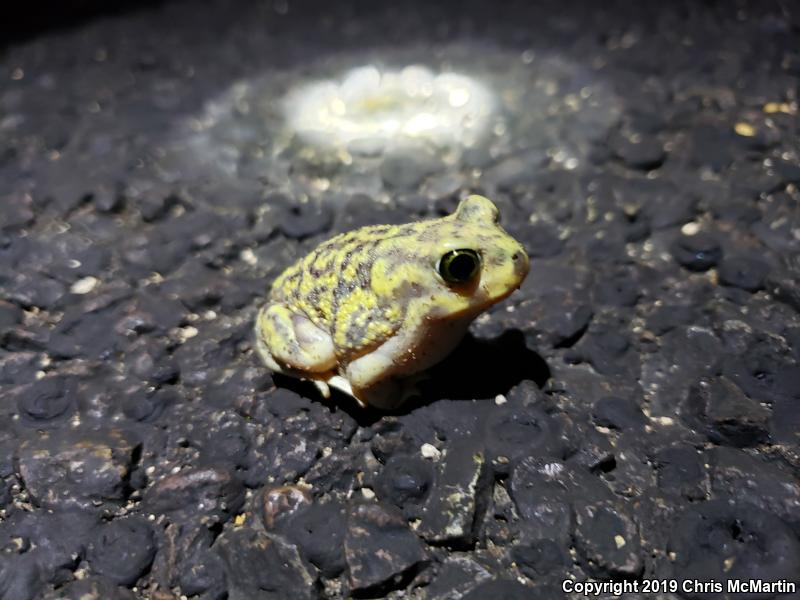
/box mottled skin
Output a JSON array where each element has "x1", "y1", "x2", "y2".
[{"x1": 255, "y1": 195, "x2": 529, "y2": 409}]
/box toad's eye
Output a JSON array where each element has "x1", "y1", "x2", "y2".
[{"x1": 438, "y1": 249, "x2": 481, "y2": 284}]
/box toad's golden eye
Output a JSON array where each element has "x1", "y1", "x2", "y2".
[{"x1": 438, "y1": 249, "x2": 481, "y2": 284}]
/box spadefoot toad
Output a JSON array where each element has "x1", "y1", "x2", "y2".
[{"x1": 255, "y1": 195, "x2": 529, "y2": 409}]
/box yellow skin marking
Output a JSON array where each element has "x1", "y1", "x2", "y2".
[{"x1": 254, "y1": 195, "x2": 530, "y2": 409}]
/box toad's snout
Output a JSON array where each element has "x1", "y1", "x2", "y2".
[{"x1": 511, "y1": 249, "x2": 529, "y2": 280}]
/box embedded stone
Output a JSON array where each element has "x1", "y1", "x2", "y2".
[
  {"x1": 344, "y1": 502, "x2": 427, "y2": 594},
  {"x1": 417, "y1": 438, "x2": 490, "y2": 546},
  {"x1": 17, "y1": 428, "x2": 139, "y2": 510}
]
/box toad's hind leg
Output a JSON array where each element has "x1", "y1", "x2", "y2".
[{"x1": 255, "y1": 303, "x2": 337, "y2": 391}]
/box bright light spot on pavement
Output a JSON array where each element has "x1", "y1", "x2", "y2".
[{"x1": 283, "y1": 65, "x2": 496, "y2": 152}]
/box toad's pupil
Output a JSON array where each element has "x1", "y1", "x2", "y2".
[
  {"x1": 450, "y1": 254, "x2": 476, "y2": 280},
  {"x1": 440, "y1": 249, "x2": 480, "y2": 283}
]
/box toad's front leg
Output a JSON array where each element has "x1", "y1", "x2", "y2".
[{"x1": 343, "y1": 333, "x2": 421, "y2": 410}]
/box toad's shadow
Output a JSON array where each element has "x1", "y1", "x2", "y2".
[
  {"x1": 277, "y1": 329, "x2": 550, "y2": 424},
  {"x1": 418, "y1": 329, "x2": 550, "y2": 403}
]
